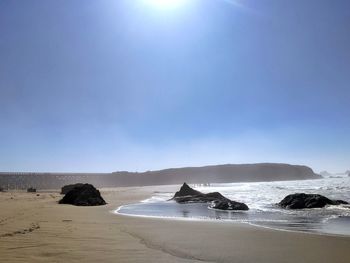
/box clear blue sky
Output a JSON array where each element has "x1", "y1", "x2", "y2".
[{"x1": 1, "y1": 0, "x2": 349, "y2": 173}]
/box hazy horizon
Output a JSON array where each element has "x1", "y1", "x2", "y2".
[
  {"x1": 1, "y1": 0, "x2": 350, "y2": 173},
  {"x1": 0, "y1": 162, "x2": 330, "y2": 174}
]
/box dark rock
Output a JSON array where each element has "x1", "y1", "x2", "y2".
[
  {"x1": 334, "y1": 199, "x2": 349, "y2": 205},
  {"x1": 61, "y1": 183, "x2": 85, "y2": 195},
  {"x1": 210, "y1": 199, "x2": 249, "y2": 211},
  {"x1": 173, "y1": 182, "x2": 202, "y2": 198},
  {"x1": 174, "y1": 191, "x2": 227, "y2": 203},
  {"x1": 172, "y1": 183, "x2": 249, "y2": 211},
  {"x1": 279, "y1": 193, "x2": 348, "y2": 209},
  {"x1": 27, "y1": 187, "x2": 36, "y2": 193},
  {"x1": 59, "y1": 184, "x2": 106, "y2": 206}
]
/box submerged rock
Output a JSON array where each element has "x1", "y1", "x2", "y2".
[
  {"x1": 172, "y1": 183, "x2": 249, "y2": 211},
  {"x1": 59, "y1": 184, "x2": 106, "y2": 206},
  {"x1": 279, "y1": 193, "x2": 348, "y2": 209},
  {"x1": 61, "y1": 183, "x2": 84, "y2": 195}
]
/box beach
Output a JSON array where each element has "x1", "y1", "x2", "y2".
[{"x1": 1, "y1": 185, "x2": 350, "y2": 263}]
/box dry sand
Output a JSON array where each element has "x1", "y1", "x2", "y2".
[{"x1": 0, "y1": 185, "x2": 350, "y2": 263}]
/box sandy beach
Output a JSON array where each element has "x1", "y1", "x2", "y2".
[{"x1": 1, "y1": 185, "x2": 350, "y2": 263}]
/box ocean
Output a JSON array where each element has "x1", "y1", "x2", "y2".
[{"x1": 116, "y1": 177, "x2": 350, "y2": 236}]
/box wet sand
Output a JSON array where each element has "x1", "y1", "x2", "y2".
[{"x1": 1, "y1": 185, "x2": 350, "y2": 263}]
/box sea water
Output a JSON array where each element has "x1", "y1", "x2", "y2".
[{"x1": 116, "y1": 177, "x2": 350, "y2": 236}]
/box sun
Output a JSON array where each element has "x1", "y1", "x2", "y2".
[{"x1": 145, "y1": 0, "x2": 186, "y2": 9}]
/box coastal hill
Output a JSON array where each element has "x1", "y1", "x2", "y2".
[
  {"x1": 112, "y1": 163, "x2": 320, "y2": 186},
  {"x1": 0, "y1": 163, "x2": 320, "y2": 190}
]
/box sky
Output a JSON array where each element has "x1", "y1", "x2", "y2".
[{"x1": 0, "y1": 0, "x2": 349, "y2": 173}]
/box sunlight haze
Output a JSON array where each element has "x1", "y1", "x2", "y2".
[{"x1": 1, "y1": 0, "x2": 349, "y2": 173}]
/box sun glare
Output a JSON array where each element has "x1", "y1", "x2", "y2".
[{"x1": 145, "y1": 0, "x2": 186, "y2": 9}]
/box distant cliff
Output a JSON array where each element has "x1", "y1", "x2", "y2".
[
  {"x1": 112, "y1": 163, "x2": 321, "y2": 186},
  {"x1": 0, "y1": 163, "x2": 321, "y2": 190}
]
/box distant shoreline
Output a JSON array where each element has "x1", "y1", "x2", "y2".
[{"x1": 0, "y1": 163, "x2": 321, "y2": 190}]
